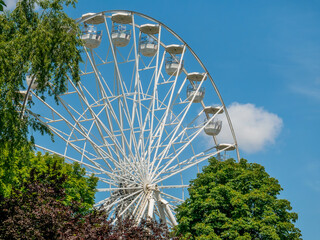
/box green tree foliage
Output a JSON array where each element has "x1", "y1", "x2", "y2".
[
  {"x1": 175, "y1": 158, "x2": 302, "y2": 240},
  {"x1": 0, "y1": 0, "x2": 81, "y2": 147},
  {"x1": 0, "y1": 0, "x2": 6, "y2": 11},
  {"x1": 0, "y1": 0, "x2": 82, "y2": 194},
  {"x1": 0, "y1": 166, "x2": 173, "y2": 239},
  {"x1": 0, "y1": 150, "x2": 98, "y2": 211}
]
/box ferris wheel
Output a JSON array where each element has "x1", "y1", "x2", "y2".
[{"x1": 24, "y1": 10, "x2": 239, "y2": 227}]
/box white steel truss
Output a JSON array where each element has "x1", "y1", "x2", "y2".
[{"x1": 24, "y1": 10, "x2": 240, "y2": 227}]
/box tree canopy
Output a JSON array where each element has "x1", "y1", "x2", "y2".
[
  {"x1": 0, "y1": 156, "x2": 173, "y2": 239},
  {"x1": 0, "y1": 150, "x2": 98, "y2": 210},
  {"x1": 175, "y1": 157, "x2": 302, "y2": 240},
  {"x1": 0, "y1": 0, "x2": 81, "y2": 157},
  {"x1": 0, "y1": 0, "x2": 5, "y2": 11},
  {"x1": 0, "y1": 0, "x2": 82, "y2": 196}
]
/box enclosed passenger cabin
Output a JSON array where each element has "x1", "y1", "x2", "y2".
[
  {"x1": 187, "y1": 72, "x2": 207, "y2": 82},
  {"x1": 165, "y1": 45, "x2": 184, "y2": 76},
  {"x1": 26, "y1": 75, "x2": 38, "y2": 90},
  {"x1": 216, "y1": 143, "x2": 236, "y2": 161},
  {"x1": 204, "y1": 119, "x2": 222, "y2": 136},
  {"x1": 81, "y1": 12, "x2": 105, "y2": 25},
  {"x1": 111, "y1": 13, "x2": 132, "y2": 47},
  {"x1": 139, "y1": 24, "x2": 159, "y2": 57},
  {"x1": 216, "y1": 143, "x2": 236, "y2": 151},
  {"x1": 186, "y1": 72, "x2": 207, "y2": 103},
  {"x1": 203, "y1": 106, "x2": 224, "y2": 115},
  {"x1": 187, "y1": 84, "x2": 205, "y2": 103},
  {"x1": 81, "y1": 24, "x2": 102, "y2": 49}
]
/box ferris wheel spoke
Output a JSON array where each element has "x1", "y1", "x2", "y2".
[
  {"x1": 158, "y1": 191, "x2": 184, "y2": 204},
  {"x1": 131, "y1": 15, "x2": 146, "y2": 164},
  {"x1": 52, "y1": 95, "x2": 126, "y2": 173},
  {"x1": 28, "y1": 107, "x2": 98, "y2": 160},
  {"x1": 97, "y1": 186, "x2": 141, "y2": 192},
  {"x1": 32, "y1": 95, "x2": 138, "y2": 180},
  {"x1": 114, "y1": 191, "x2": 144, "y2": 220},
  {"x1": 94, "y1": 194, "x2": 118, "y2": 208},
  {"x1": 158, "y1": 185, "x2": 189, "y2": 189},
  {"x1": 135, "y1": 191, "x2": 152, "y2": 223},
  {"x1": 35, "y1": 144, "x2": 104, "y2": 172},
  {"x1": 155, "y1": 149, "x2": 224, "y2": 185},
  {"x1": 142, "y1": 51, "x2": 166, "y2": 169},
  {"x1": 151, "y1": 77, "x2": 206, "y2": 178},
  {"x1": 160, "y1": 148, "x2": 212, "y2": 174},
  {"x1": 66, "y1": 76, "x2": 145, "y2": 179},
  {"x1": 103, "y1": 17, "x2": 149, "y2": 174},
  {"x1": 155, "y1": 107, "x2": 222, "y2": 172},
  {"x1": 98, "y1": 177, "x2": 130, "y2": 188},
  {"x1": 75, "y1": 80, "x2": 125, "y2": 164},
  {"x1": 148, "y1": 46, "x2": 186, "y2": 176},
  {"x1": 102, "y1": 189, "x2": 143, "y2": 212},
  {"x1": 130, "y1": 190, "x2": 145, "y2": 218},
  {"x1": 151, "y1": 111, "x2": 218, "y2": 182}
]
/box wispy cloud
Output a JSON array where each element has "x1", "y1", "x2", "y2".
[
  {"x1": 305, "y1": 161, "x2": 320, "y2": 193},
  {"x1": 290, "y1": 78, "x2": 320, "y2": 101},
  {"x1": 217, "y1": 102, "x2": 283, "y2": 154}
]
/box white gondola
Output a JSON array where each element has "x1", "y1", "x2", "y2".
[
  {"x1": 81, "y1": 25, "x2": 102, "y2": 49},
  {"x1": 187, "y1": 84, "x2": 205, "y2": 103},
  {"x1": 204, "y1": 106, "x2": 224, "y2": 115},
  {"x1": 165, "y1": 44, "x2": 184, "y2": 76},
  {"x1": 139, "y1": 36, "x2": 157, "y2": 57},
  {"x1": 165, "y1": 55, "x2": 183, "y2": 76},
  {"x1": 26, "y1": 75, "x2": 38, "y2": 90},
  {"x1": 216, "y1": 143, "x2": 236, "y2": 151},
  {"x1": 139, "y1": 24, "x2": 159, "y2": 57},
  {"x1": 111, "y1": 24, "x2": 131, "y2": 47},
  {"x1": 111, "y1": 12, "x2": 132, "y2": 24},
  {"x1": 187, "y1": 72, "x2": 207, "y2": 82},
  {"x1": 204, "y1": 119, "x2": 222, "y2": 136},
  {"x1": 81, "y1": 13, "x2": 105, "y2": 25}
]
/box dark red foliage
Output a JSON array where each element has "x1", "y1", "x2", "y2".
[{"x1": 0, "y1": 169, "x2": 175, "y2": 239}]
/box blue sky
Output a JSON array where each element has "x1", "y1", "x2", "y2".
[{"x1": 5, "y1": 0, "x2": 320, "y2": 238}]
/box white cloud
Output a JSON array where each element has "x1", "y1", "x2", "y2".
[
  {"x1": 4, "y1": 0, "x2": 18, "y2": 10},
  {"x1": 217, "y1": 102, "x2": 283, "y2": 154}
]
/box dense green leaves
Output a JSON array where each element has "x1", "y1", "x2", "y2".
[
  {"x1": 175, "y1": 158, "x2": 302, "y2": 239},
  {"x1": 0, "y1": 150, "x2": 98, "y2": 211},
  {"x1": 0, "y1": 0, "x2": 5, "y2": 11},
  {"x1": 0, "y1": 0, "x2": 82, "y2": 195},
  {"x1": 0, "y1": 0, "x2": 81, "y2": 144}
]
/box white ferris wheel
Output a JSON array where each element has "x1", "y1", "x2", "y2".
[{"x1": 24, "y1": 10, "x2": 240, "y2": 227}]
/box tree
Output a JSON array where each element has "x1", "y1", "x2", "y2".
[
  {"x1": 175, "y1": 157, "x2": 302, "y2": 240},
  {"x1": 0, "y1": 0, "x2": 81, "y2": 147},
  {"x1": 0, "y1": 150, "x2": 98, "y2": 211},
  {"x1": 0, "y1": 165, "x2": 174, "y2": 239},
  {"x1": 0, "y1": 0, "x2": 82, "y2": 195},
  {"x1": 0, "y1": 165, "x2": 83, "y2": 239},
  {"x1": 0, "y1": 0, "x2": 6, "y2": 12}
]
